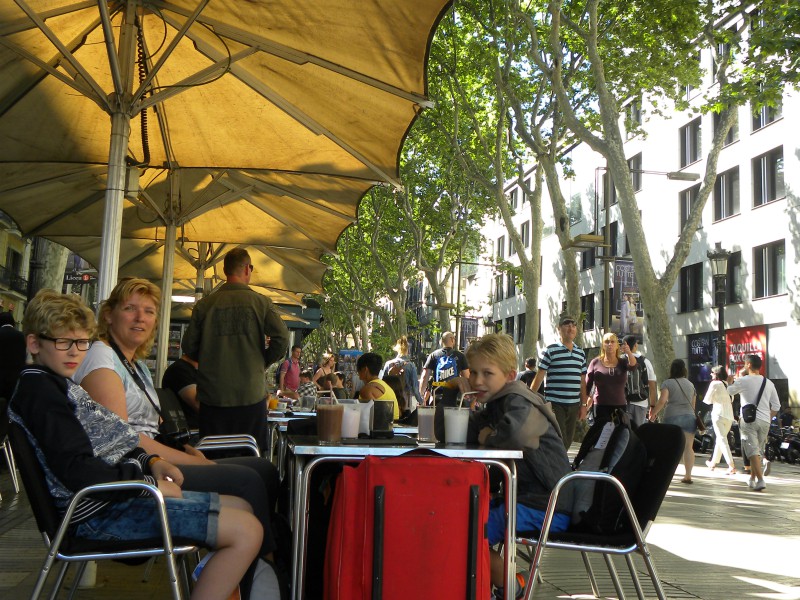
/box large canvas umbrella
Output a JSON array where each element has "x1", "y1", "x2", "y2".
[{"x1": 0, "y1": 0, "x2": 451, "y2": 372}]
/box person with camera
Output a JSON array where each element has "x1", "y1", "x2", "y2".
[
  {"x1": 74, "y1": 278, "x2": 280, "y2": 568},
  {"x1": 727, "y1": 354, "x2": 780, "y2": 492}
]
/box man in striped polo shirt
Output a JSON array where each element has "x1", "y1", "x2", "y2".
[{"x1": 530, "y1": 315, "x2": 589, "y2": 449}]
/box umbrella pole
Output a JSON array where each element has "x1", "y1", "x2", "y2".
[
  {"x1": 97, "y1": 4, "x2": 138, "y2": 301},
  {"x1": 155, "y1": 224, "x2": 177, "y2": 384}
]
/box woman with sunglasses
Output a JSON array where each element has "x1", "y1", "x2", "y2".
[{"x1": 585, "y1": 333, "x2": 637, "y2": 422}]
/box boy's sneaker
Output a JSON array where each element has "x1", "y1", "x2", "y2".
[{"x1": 753, "y1": 479, "x2": 766, "y2": 492}]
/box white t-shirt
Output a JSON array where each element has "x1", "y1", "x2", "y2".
[
  {"x1": 727, "y1": 374, "x2": 780, "y2": 423},
  {"x1": 74, "y1": 341, "x2": 160, "y2": 438}
]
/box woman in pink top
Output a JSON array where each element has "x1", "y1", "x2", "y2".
[{"x1": 586, "y1": 333, "x2": 637, "y2": 421}]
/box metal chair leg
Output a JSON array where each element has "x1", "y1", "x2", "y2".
[
  {"x1": 2, "y1": 439, "x2": 20, "y2": 493},
  {"x1": 602, "y1": 553, "x2": 626, "y2": 600},
  {"x1": 142, "y1": 556, "x2": 157, "y2": 582},
  {"x1": 581, "y1": 551, "x2": 601, "y2": 599},
  {"x1": 624, "y1": 553, "x2": 646, "y2": 600},
  {"x1": 65, "y1": 561, "x2": 88, "y2": 600}
]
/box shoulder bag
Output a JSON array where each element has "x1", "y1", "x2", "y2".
[
  {"x1": 107, "y1": 338, "x2": 191, "y2": 449},
  {"x1": 741, "y1": 377, "x2": 767, "y2": 424}
]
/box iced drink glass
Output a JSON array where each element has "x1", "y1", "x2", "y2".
[
  {"x1": 317, "y1": 400, "x2": 343, "y2": 445},
  {"x1": 417, "y1": 406, "x2": 436, "y2": 443},
  {"x1": 444, "y1": 406, "x2": 469, "y2": 445}
]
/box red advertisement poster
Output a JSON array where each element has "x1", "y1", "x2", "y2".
[{"x1": 726, "y1": 325, "x2": 766, "y2": 376}]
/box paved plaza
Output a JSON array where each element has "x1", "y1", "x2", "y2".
[{"x1": 1, "y1": 451, "x2": 798, "y2": 599}]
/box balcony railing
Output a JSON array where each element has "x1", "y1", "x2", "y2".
[{"x1": 0, "y1": 264, "x2": 28, "y2": 296}]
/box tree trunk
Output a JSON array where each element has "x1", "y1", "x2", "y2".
[{"x1": 28, "y1": 237, "x2": 69, "y2": 299}]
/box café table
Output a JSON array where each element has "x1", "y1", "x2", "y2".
[{"x1": 287, "y1": 435, "x2": 521, "y2": 599}]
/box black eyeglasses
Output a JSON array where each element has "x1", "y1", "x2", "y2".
[
  {"x1": 560, "y1": 320, "x2": 576, "y2": 326},
  {"x1": 38, "y1": 333, "x2": 92, "y2": 351}
]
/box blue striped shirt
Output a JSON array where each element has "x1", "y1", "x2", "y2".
[{"x1": 538, "y1": 342, "x2": 587, "y2": 404}]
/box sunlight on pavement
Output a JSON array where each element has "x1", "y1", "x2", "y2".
[
  {"x1": 647, "y1": 523, "x2": 799, "y2": 578},
  {"x1": 734, "y1": 576, "x2": 800, "y2": 600}
]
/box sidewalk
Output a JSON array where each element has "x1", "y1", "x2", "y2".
[{"x1": 1, "y1": 454, "x2": 799, "y2": 599}]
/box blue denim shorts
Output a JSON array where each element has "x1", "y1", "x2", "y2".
[
  {"x1": 487, "y1": 499, "x2": 570, "y2": 545},
  {"x1": 73, "y1": 491, "x2": 220, "y2": 548},
  {"x1": 664, "y1": 413, "x2": 697, "y2": 434}
]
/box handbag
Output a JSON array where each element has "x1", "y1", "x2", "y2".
[
  {"x1": 694, "y1": 412, "x2": 706, "y2": 432},
  {"x1": 741, "y1": 377, "x2": 767, "y2": 424}
]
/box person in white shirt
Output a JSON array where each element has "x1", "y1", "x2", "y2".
[
  {"x1": 727, "y1": 354, "x2": 780, "y2": 491},
  {"x1": 703, "y1": 366, "x2": 737, "y2": 475},
  {"x1": 622, "y1": 336, "x2": 656, "y2": 426}
]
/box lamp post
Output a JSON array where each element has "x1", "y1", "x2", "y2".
[{"x1": 707, "y1": 244, "x2": 731, "y2": 367}]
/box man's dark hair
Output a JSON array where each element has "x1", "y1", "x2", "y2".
[
  {"x1": 291, "y1": 345, "x2": 302, "y2": 352},
  {"x1": 524, "y1": 357, "x2": 536, "y2": 369},
  {"x1": 746, "y1": 354, "x2": 763, "y2": 371},
  {"x1": 300, "y1": 369, "x2": 313, "y2": 379},
  {"x1": 223, "y1": 248, "x2": 251, "y2": 276},
  {"x1": 356, "y1": 352, "x2": 383, "y2": 376},
  {"x1": 622, "y1": 335, "x2": 639, "y2": 349}
]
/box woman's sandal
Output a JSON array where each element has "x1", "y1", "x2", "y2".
[
  {"x1": 681, "y1": 478, "x2": 693, "y2": 484},
  {"x1": 726, "y1": 468, "x2": 737, "y2": 475}
]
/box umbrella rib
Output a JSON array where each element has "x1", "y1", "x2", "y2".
[
  {"x1": 117, "y1": 240, "x2": 166, "y2": 272},
  {"x1": 225, "y1": 171, "x2": 356, "y2": 224},
  {"x1": 12, "y1": 0, "x2": 110, "y2": 111},
  {"x1": 27, "y1": 190, "x2": 105, "y2": 236},
  {"x1": 253, "y1": 246, "x2": 321, "y2": 291},
  {"x1": 0, "y1": 30, "x2": 107, "y2": 115},
  {"x1": 0, "y1": 1, "x2": 97, "y2": 36},
  {"x1": 240, "y1": 191, "x2": 336, "y2": 254},
  {"x1": 130, "y1": 0, "x2": 211, "y2": 106},
  {"x1": 154, "y1": 0, "x2": 433, "y2": 108},
  {"x1": 0, "y1": 165, "x2": 101, "y2": 194},
  {"x1": 180, "y1": 186, "x2": 248, "y2": 223},
  {"x1": 179, "y1": 169, "x2": 229, "y2": 218},
  {"x1": 156, "y1": 19, "x2": 403, "y2": 189}
]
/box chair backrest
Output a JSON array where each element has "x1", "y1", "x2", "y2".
[
  {"x1": 0, "y1": 396, "x2": 9, "y2": 439},
  {"x1": 8, "y1": 422, "x2": 62, "y2": 540},
  {"x1": 155, "y1": 388, "x2": 190, "y2": 433},
  {"x1": 629, "y1": 422, "x2": 685, "y2": 528}
]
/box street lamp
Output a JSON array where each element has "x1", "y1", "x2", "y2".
[{"x1": 707, "y1": 243, "x2": 731, "y2": 366}]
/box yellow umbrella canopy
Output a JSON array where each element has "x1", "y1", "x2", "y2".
[{"x1": 0, "y1": 0, "x2": 451, "y2": 292}]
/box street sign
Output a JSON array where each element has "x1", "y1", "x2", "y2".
[{"x1": 63, "y1": 272, "x2": 97, "y2": 284}]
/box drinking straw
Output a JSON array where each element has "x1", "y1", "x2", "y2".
[{"x1": 458, "y1": 391, "x2": 479, "y2": 409}]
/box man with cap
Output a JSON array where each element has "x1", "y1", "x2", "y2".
[
  {"x1": 529, "y1": 315, "x2": 588, "y2": 449},
  {"x1": 622, "y1": 335, "x2": 656, "y2": 426}
]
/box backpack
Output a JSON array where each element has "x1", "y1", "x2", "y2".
[
  {"x1": 274, "y1": 359, "x2": 291, "y2": 387},
  {"x1": 387, "y1": 360, "x2": 408, "y2": 377},
  {"x1": 570, "y1": 409, "x2": 647, "y2": 534},
  {"x1": 625, "y1": 358, "x2": 650, "y2": 402},
  {"x1": 434, "y1": 349, "x2": 459, "y2": 383}
]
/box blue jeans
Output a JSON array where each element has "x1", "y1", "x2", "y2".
[
  {"x1": 487, "y1": 499, "x2": 570, "y2": 546},
  {"x1": 73, "y1": 491, "x2": 220, "y2": 548}
]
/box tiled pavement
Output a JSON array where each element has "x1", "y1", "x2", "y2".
[{"x1": 1, "y1": 452, "x2": 799, "y2": 599}]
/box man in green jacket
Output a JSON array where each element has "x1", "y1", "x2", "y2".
[{"x1": 183, "y1": 248, "x2": 289, "y2": 447}]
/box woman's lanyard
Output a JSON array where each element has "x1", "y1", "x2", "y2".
[{"x1": 107, "y1": 336, "x2": 164, "y2": 424}]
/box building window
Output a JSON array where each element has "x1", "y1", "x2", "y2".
[
  {"x1": 494, "y1": 274, "x2": 504, "y2": 302},
  {"x1": 752, "y1": 97, "x2": 782, "y2": 131},
  {"x1": 679, "y1": 184, "x2": 701, "y2": 230},
  {"x1": 753, "y1": 240, "x2": 785, "y2": 298},
  {"x1": 713, "y1": 167, "x2": 739, "y2": 221},
  {"x1": 680, "y1": 118, "x2": 701, "y2": 167},
  {"x1": 510, "y1": 188, "x2": 519, "y2": 211},
  {"x1": 628, "y1": 153, "x2": 642, "y2": 191},
  {"x1": 506, "y1": 273, "x2": 516, "y2": 298},
  {"x1": 753, "y1": 147, "x2": 784, "y2": 207},
  {"x1": 522, "y1": 179, "x2": 531, "y2": 204},
  {"x1": 509, "y1": 234, "x2": 516, "y2": 256},
  {"x1": 713, "y1": 251, "x2": 742, "y2": 305},
  {"x1": 521, "y1": 220, "x2": 530, "y2": 248},
  {"x1": 497, "y1": 236, "x2": 505, "y2": 261},
  {"x1": 603, "y1": 172, "x2": 617, "y2": 206},
  {"x1": 518, "y1": 312, "x2": 526, "y2": 344},
  {"x1": 713, "y1": 110, "x2": 738, "y2": 146},
  {"x1": 580, "y1": 247, "x2": 595, "y2": 271},
  {"x1": 603, "y1": 221, "x2": 619, "y2": 257},
  {"x1": 679, "y1": 263, "x2": 703, "y2": 312},
  {"x1": 505, "y1": 316, "x2": 515, "y2": 339},
  {"x1": 626, "y1": 98, "x2": 642, "y2": 136},
  {"x1": 581, "y1": 293, "x2": 595, "y2": 330}
]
